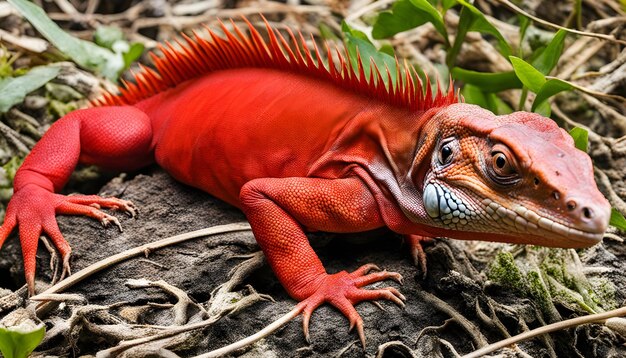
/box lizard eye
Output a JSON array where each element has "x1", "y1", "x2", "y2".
[
  {"x1": 492, "y1": 152, "x2": 514, "y2": 176},
  {"x1": 439, "y1": 143, "x2": 453, "y2": 165},
  {"x1": 487, "y1": 148, "x2": 520, "y2": 185}
]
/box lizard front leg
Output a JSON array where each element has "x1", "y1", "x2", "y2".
[
  {"x1": 0, "y1": 106, "x2": 154, "y2": 294},
  {"x1": 239, "y1": 176, "x2": 405, "y2": 346}
]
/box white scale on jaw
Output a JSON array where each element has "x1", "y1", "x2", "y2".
[{"x1": 423, "y1": 182, "x2": 475, "y2": 227}]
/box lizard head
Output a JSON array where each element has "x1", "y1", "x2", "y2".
[{"x1": 412, "y1": 103, "x2": 610, "y2": 248}]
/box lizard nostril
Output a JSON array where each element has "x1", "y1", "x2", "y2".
[
  {"x1": 582, "y1": 207, "x2": 593, "y2": 219},
  {"x1": 552, "y1": 191, "x2": 560, "y2": 200},
  {"x1": 567, "y1": 200, "x2": 577, "y2": 211}
]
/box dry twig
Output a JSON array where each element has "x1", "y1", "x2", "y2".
[{"x1": 496, "y1": 0, "x2": 626, "y2": 45}]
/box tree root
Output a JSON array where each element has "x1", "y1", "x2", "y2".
[
  {"x1": 462, "y1": 305, "x2": 626, "y2": 358},
  {"x1": 32, "y1": 222, "x2": 252, "y2": 316}
]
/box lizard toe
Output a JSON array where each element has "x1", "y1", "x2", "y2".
[
  {"x1": 18, "y1": 221, "x2": 43, "y2": 296},
  {"x1": 295, "y1": 265, "x2": 404, "y2": 347},
  {"x1": 65, "y1": 195, "x2": 137, "y2": 218},
  {"x1": 352, "y1": 270, "x2": 403, "y2": 286},
  {"x1": 406, "y1": 234, "x2": 433, "y2": 278},
  {"x1": 42, "y1": 219, "x2": 72, "y2": 282}
]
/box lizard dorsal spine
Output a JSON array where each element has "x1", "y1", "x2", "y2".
[{"x1": 97, "y1": 17, "x2": 458, "y2": 111}]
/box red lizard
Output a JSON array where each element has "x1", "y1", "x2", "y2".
[{"x1": 0, "y1": 18, "x2": 610, "y2": 345}]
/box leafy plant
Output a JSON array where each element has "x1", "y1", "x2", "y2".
[
  {"x1": 610, "y1": 209, "x2": 626, "y2": 231},
  {"x1": 372, "y1": 0, "x2": 448, "y2": 45},
  {"x1": 0, "y1": 49, "x2": 24, "y2": 78},
  {"x1": 0, "y1": 310, "x2": 45, "y2": 358},
  {"x1": 370, "y1": 0, "x2": 575, "y2": 114},
  {"x1": 0, "y1": 65, "x2": 60, "y2": 113},
  {"x1": 342, "y1": 22, "x2": 399, "y2": 88},
  {"x1": 569, "y1": 127, "x2": 589, "y2": 152},
  {"x1": 7, "y1": 0, "x2": 143, "y2": 81}
]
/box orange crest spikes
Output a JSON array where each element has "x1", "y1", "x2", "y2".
[{"x1": 96, "y1": 17, "x2": 458, "y2": 111}]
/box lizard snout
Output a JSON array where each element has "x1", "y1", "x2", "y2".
[{"x1": 563, "y1": 195, "x2": 611, "y2": 234}]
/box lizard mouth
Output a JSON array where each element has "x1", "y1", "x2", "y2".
[
  {"x1": 481, "y1": 198, "x2": 604, "y2": 245},
  {"x1": 422, "y1": 182, "x2": 604, "y2": 246}
]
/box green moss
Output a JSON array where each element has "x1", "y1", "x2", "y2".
[
  {"x1": 486, "y1": 248, "x2": 618, "y2": 320},
  {"x1": 487, "y1": 252, "x2": 526, "y2": 293},
  {"x1": 45, "y1": 82, "x2": 83, "y2": 102},
  {"x1": 2, "y1": 157, "x2": 23, "y2": 183},
  {"x1": 49, "y1": 99, "x2": 78, "y2": 118},
  {"x1": 589, "y1": 278, "x2": 617, "y2": 311},
  {"x1": 526, "y1": 271, "x2": 552, "y2": 312},
  {"x1": 0, "y1": 49, "x2": 20, "y2": 79}
]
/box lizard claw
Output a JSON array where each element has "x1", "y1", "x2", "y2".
[
  {"x1": 296, "y1": 264, "x2": 405, "y2": 348},
  {"x1": 406, "y1": 235, "x2": 433, "y2": 278},
  {"x1": 101, "y1": 214, "x2": 123, "y2": 232},
  {"x1": 61, "y1": 251, "x2": 72, "y2": 280}
]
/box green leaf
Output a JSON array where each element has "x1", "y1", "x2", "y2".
[
  {"x1": 341, "y1": 22, "x2": 371, "y2": 43},
  {"x1": 408, "y1": 0, "x2": 448, "y2": 40},
  {"x1": 342, "y1": 22, "x2": 398, "y2": 88},
  {"x1": 485, "y1": 92, "x2": 514, "y2": 114},
  {"x1": 0, "y1": 65, "x2": 60, "y2": 113},
  {"x1": 610, "y1": 208, "x2": 626, "y2": 232},
  {"x1": 446, "y1": 5, "x2": 471, "y2": 67},
  {"x1": 442, "y1": 0, "x2": 457, "y2": 11},
  {"x1": 0, "y1": 322, "x2": 45, "y2": 358},
  {"x1": 457, "y1": 0, "x2": 512, "y2": 58},
  {"x1": 378, "y1": 43, "x2": 395, "y2": 57},
  {"x1": 122, "y1": 43, "x2": 145, "y2": 69},
  {"x1": 533, "y1": 99, "x2": 551, "y2": 117},
  {"x1": 531, "y1": 78, "x2": 573, "y2": 111},
  {"x1": 461, "y1": 84, "x2": 488, "y2": 108},
  {"x1": 451, "y1": 67, "x2": 522, "y2": 92},
  {"x1": 462, "y1": 84, "x2": 514, "y2": 114},
  {"x1": 510, "y1": 56, "x2": 546, "y2": 92},
  {"x1": 531, "y1": 29, "x2": 567, "y2": 75},
  {"x1": 372, "y1": 0, "x2": 448, "y2": 43},
  {"x1": 518, "y1": 15, "x2": 531, "y2": 49},
  {"x1": 94, "y1": 26, "x2": 124, "y2": 50},
  {"x1": 8, "y1": 0, "x2": 123, "y2": 80},
  {"x1": 569, "y1": 127, "x2": 589, "y2": 152}
]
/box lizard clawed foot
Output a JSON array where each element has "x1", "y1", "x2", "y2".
[
  {"x1": 296, "y1": 264, "x2": 405, "y2": 348},
  {"x1": 406, "y1": 235, "x2": 433, "y2": 278},
  {"x1": 0, "y1": 184, "x2": 137, "y2": 295}
]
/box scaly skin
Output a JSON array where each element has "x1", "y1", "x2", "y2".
[{"x1": 0, "y1": 19, "x2": 611, "y2": 347}]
